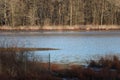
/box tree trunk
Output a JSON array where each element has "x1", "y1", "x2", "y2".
[
  {"x1": 101, "y1": 0, "x2": 105, "y2": 25},
  {"x1": 70, "y1": 0, "x2": 73, "y2": 26}
]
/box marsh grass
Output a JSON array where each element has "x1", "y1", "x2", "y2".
[
  {"x1": 53, "y1": 55, "x2": 120, "y2": 80},
  {"x1": 1, "y1": 40, "x2": 120, "y2": 80},
  {"x1": 0, "y1": 41, "x2": 61, "y2": 80}
]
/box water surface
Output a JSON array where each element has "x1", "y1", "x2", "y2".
[{"x1": 0, "y1": 31, "x2": 120, "y2": 63}]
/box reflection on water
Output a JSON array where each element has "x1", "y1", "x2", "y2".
[{"x1": 0, "y1": 31, "x2": 120, "y2": 63}]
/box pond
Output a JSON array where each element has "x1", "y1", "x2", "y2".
[{"x1": 0, "y1": 31, "x2": 120, "y2": 63}]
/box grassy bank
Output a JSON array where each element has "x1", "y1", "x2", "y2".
[{"x1": 0, "y1": 25, "x2": 120, "y2": 31}]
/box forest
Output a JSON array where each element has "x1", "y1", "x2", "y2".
[{"x1": 0, "y1": 0, "x2": 120, "y2": 27}]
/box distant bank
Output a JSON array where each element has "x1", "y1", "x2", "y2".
[{"x1": 0, "y1": 25, "x2": 120, "y2": 31}]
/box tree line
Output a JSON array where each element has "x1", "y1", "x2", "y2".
[{"x1": 0, "y1": 0, "x2": 120, "y2": 27}]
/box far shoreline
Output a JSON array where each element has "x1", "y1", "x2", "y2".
[{"x1": 0, "y1": 25, "x2": 120, "y2": 32}]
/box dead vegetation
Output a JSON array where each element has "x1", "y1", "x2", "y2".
[
  {"x1": 0, "y1": 41, "x2": 61, "y2": 80},
  {"x1": 53, "y1": 55, "x2": 120, "y2": 80},
  {"x1": 1, "y1": 41, "x2": 120, "y2": 80}
]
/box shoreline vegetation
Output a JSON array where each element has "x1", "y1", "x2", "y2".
[
  {"x1": 0, "y1": 45, "x2": 61, "y2": 80},
  {"x1": 0, "y1": 40, "x2": 120, "y2": 80},
  {"x1": 0, "y1": 25, "x2": 120, "y2": 31},
  {"x1": 0, "y1": 0, "x2": 119, "y2": 32},
  {"x1": 1, "y1": 46, "x2": 120, "y2": 80},
  {"x1": 0, "y1": 47, "x2": 59, "y2": 51}
]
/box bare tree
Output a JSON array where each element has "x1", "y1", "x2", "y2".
[{"x1": 70, "y1": 0, "x2": 73, "y2": 26}]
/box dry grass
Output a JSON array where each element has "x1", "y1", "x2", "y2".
[
  {"x1": 0, "y1": 25, "x2": 120, "y2": 31},
  {"x1": 0, "y1": 50, "x2": 62, "y2": 80},
  {"x1": 1, "y1": 40, "x2": 120, "y2": 80},
  {"x1": 0, "y1": 41, "x2": 61, "y2": 80},
  {"x1": 53, "y1": 55, "x2": 120, "y2": 80},
  {"x1": 1, "y1": 48, "x2": 120, "y2": 80}
]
